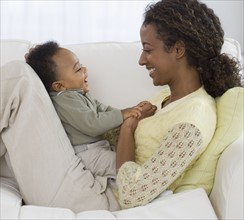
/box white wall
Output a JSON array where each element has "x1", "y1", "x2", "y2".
[
  {"x1": 1, "y1": 0, "x2": 243, "y2": 55},
  {"x1": 0, "y1": 1, "x2": 152, "y2": 44}
]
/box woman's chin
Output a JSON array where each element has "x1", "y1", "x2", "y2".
[{"x1": 153, "y1": 80, "x2": 160, "y2": 86}]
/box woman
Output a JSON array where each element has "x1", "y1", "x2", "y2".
[{"x1": 116, "y1": 0, "x2": 242, "y2": 209}]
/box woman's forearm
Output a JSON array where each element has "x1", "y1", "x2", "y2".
[
  {"x1": 116, "y1": 103, "x2": 157, "y2": 171},
  {"x1": 116, "y1": 119, "x2": 137, "y2": 171}
]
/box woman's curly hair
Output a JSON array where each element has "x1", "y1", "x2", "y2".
[
  {"x1": 26, "y1": 41, "x2": 60, "y2": 93},
  {"x1": 143, "y1": 0, "x2": 243, "y2": 97}
]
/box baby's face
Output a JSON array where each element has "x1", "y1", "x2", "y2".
[{"x1": 52, "y1": 48, "x2": 89, "y2": 93}]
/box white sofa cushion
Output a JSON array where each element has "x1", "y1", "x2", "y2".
[
  {"x1": 1, "y1": 188, "x2": 217, "y2": 219},
  {"x1": 114, "y1": 188, "x2": 217, "y2": 219},
  {"x1": 210, "y1": 133, "x2": 244, "y2": 220},
  {"x1": 221, "y1": 38, "x2": 243, "y2": 67},
  {"x1": 0, "y1": 178, "x2": 22, "y2": 219},
  {"x1": 64, "y1": 42, "x2": 161, "y2": 109},
  {"x1": 0, "y1": 40, "x2": 31, "y2": 66}
]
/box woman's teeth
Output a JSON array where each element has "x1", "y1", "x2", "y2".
[{"x1": 149, "y1": 68, "x2": 155, "y2": 74}]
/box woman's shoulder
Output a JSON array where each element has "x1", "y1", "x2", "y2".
[
  {"x1": 148, "y1": 86, "x2": 170, "y2": 104},
  {"x1": 177, "y1": 87, "x2": 216, "y2": 146},
  {"x1": 173, "y1": 87, "x2": 216, "y2": 121},
  {"x1": 186, "y1": 87, "x2": 215, "y2": 107},
  {"x1": 150, "y1": 86, "x2": 215, "y2": 115}
]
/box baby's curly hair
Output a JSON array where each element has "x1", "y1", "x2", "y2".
[
  {"x1": 143, "y1": 0, "x2": 243, "y2": 97},
  {"x1": 26, "y1": 41, "x2": 60, "y2": 93}
]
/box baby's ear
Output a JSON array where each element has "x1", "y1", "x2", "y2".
[{"x1": 52, "y1": 81, "x2": 65, "y2": 92}]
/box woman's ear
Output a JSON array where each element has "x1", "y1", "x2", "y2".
[
  {"x1": 52, "y1": 81, "x2": 66, "y2": 92},
  {"x1": 174, "y1": 40, "x2": 186, "y2": 59}
]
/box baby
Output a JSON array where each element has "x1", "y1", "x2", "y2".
[{"x1": 25, "y1": 41, "x2": 148, "y2": 187}]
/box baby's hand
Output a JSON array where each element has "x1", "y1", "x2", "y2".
[
  {"x1": 121, "y1": 101, "x2": 157, "y2": 121},
  {"x1": 121, "y1": 107, "x2": 142, "y2": 120}
]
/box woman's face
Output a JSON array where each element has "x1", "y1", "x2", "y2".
[
  {"x1": 139, "y1": 24, "x2": 178, "y2": 86},
  {"x1": 52, "y1": 48, "x2": 89, "y2": 93}
]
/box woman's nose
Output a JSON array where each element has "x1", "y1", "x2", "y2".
[{"x1": 138, "y1": 53, "x2": 146, "y2": 66}]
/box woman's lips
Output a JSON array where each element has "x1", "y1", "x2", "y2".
[{"x1": 148, "y1": 68, "x2": 155, "y2": 77}]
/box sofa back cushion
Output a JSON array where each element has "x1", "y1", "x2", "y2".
[
  {"x1": 64, "y1": 42, "x2": 161, "y2": 109},
  {"x1": 1, "y1": 40, "x2": 31, "y2": 66}
]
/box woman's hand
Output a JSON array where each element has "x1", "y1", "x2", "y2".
[
  {"x1": 121, "y1": 101, "x2": 157, "y2": 121},
  {"x1": 121, "y1": 116, "x2": 139, "y2": 133},
  {"x1": 122, "y1": 102, "x2": 156, "y2": 132},
  {"x1": 139, "y1": 101, "x2": 157, "y2": 119}
]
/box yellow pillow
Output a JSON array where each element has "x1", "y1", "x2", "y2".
[{"x1": 173, "y1": 87, "x2": 244, "y2": 195}]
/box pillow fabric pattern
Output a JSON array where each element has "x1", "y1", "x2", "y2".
[
  {"x1": 172, "y1": 87, "x2": 244, "y2": 195},
  {"x1": 102, "y1": 127, "x2": 120, "y2": 148}
]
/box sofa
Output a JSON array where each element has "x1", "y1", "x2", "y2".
[{"x1": 0, "y1": 38, "x2": 243, "y2": 219}]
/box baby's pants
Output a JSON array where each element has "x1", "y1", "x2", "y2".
[
  {"x1": 0, "y1": 61, "x2": 120, "y2": 212},
  {"x1": 74, "y1": 140, "x2": 116, "y2": 188}
]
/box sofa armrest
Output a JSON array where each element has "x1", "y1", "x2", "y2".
[{"x1": 210, "y1": 132, "x2": 244, "y2": 220}]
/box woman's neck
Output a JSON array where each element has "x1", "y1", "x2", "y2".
[{"x1": 166, "y1": 69, "x2": 202, "y2": 106}]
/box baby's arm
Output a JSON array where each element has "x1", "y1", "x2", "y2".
[
  {"x1": 121, "y1": 101, "x2": 156, "y2": 121},
  {"x1": 121, "y1": 107, "x2": 141, "y2": 120}
]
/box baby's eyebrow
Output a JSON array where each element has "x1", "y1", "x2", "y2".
[{"x1": 73, "y1": 61, "x2": 81, "y2": 70}]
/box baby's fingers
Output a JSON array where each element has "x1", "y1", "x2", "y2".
[
  {"x1": 137, "y1": 101, "x2": 150, "y2": 107},
  {"x1": 132, "y1": 109, "x2": 142, "y2": 118}
]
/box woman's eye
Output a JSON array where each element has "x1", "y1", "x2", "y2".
[{"x1": 142, "y1": 49, "x2": 151, "y2": 53}]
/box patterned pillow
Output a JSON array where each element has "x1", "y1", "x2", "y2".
[
  {"x1": 102, "y1": 127, "x2": 120, "y2": 148},
  {"x1": 172, "y1": 87, "x2": 243, "y2": 195}
]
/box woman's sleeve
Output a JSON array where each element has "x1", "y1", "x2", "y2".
[{"x1": 116, "y1": 122, "x2": 204, "y2": 209}]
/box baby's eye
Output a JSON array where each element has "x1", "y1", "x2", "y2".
[{"x1": 75, "y1": 68, "x2": 81, "y2": 73}]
